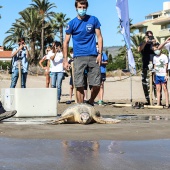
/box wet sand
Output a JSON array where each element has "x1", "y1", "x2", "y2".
[
  {"x1": 1, "y1": 74, "x2": 170, "y2": 170},
  {"x1": 1, "y1": 138, "x2": 170, "y2": 170}
]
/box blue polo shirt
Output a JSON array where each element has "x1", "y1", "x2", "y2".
[
  {"x1": 66, "y1": 15, "x2": 101, "y2": 57},
  {"x1": 100, "y1": 52, "x2": 108, "y2": 73}
]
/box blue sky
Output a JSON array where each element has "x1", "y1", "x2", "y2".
[{"x1": 0, "y1": 0, "x2": 167, "y2": 47}]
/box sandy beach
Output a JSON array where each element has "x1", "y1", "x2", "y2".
[{"x1": 0, "y1": 73, "x2": 170, "y2": 140}]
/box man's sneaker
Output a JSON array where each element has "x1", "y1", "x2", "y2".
[
  {"x1": 133, "y1": 102, "x2": 140, "y2": 109},
  {"x1": 66, "y1": 101, "x2": 71, "y2": 104},
  {"x1": 0, "y1": 110, "x2": 17, "y2": 121},
  {"x1": 144, "y1": 101, "x2": 150, "y2": 105},
  {"x1": 139, "y1": 102, "x2": 144, "y2": 109},
  {"x1": 98, "y1": 100, "x2": 104, "y2": 106},
  {"x1": 86, "y1": 100, "x2": 94, "y2": 106}
]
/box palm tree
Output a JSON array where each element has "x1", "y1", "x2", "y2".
[
  {"x1": 18, "y1": 8, "x2": 44, "y2": 63},
  {"x1": 131, "y1": 34, "x2": 145, "y2": 70},
  {"x1": 3, "y1": 26, "x2": 24, "y2": 47},
  {"x1": 52, "y1": 12, "x2": 70, "y2": 46},
  {"x1": 30, "y1": 0, "x2": 56, "y2": 57}
]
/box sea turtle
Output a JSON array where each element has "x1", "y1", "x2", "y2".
[{"x1": 49, "y1": 103, "x2": 121, "y2": 125}]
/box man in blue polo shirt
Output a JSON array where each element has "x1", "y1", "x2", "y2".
[{"x1": 63, "y1": 0, "x2": 103, "y2": 106}]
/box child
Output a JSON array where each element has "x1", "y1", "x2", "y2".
[
  {"x1": 153, "y1": 44, "x2": 169, "y2": 108},
  {"x1": 96, "y1": 42, "x2": 108, "y2": 106}
]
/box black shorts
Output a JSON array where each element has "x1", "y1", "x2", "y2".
[{"x1": 101, "y1": 73, "x2": 106, "y2": 82}]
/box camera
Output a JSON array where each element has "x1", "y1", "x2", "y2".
[{"x1": 148, "y1": 36, "x2": 154, "y2": 41}]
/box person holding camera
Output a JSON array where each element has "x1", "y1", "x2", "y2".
[
  {"x1": 10, "y1": 37, "x2": 30, "y2": 88},
  {"x1": 138, "y1": 31, "x2": 157, "y2": 105},
  {"x1": 47, "y1": 41, "x2": 64, "y2": 102}
]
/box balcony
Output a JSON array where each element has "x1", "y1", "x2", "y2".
[{"x1": 158, "y1": 28, "x2": 170, "y2": 37}]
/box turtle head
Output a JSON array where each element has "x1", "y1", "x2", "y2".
[{"x1": 80, "y1": 112, "x2": 90, "y2": 124}]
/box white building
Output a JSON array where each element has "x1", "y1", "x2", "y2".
[{"x1": 133, "y1": 1, "x2": 170, "y2": 43}]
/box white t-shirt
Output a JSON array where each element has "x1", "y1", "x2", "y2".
[
  {"x1": 153, "y1": 54, "x2": 168, "y2": 76},
  {"x1": 164, "y1": 42, "x2": 170, "y2": 70},
  {"x1": 47, "y1": 51, "x2": 64, "y2": 72}
]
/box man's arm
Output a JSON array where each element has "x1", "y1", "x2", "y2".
[
  {"x1": 63, "y1": 33, "x2": 71, "y2": 70},
  {"x1": 101, "y1": 53, "x2": 108, "y2": 65},
  {"x1": 138, "y1": 36, "x2": 149, "y2": 52},
  {"x1": 96, "y1": 28, "x2": 103, "y2": 65},
  {"x1": 158, "y1": 37, "x2": 170, "y2": 50},
  {"x1": 11, "y1": 45, "x2": 23, "y2": 58},
  {"x1": 50, "y1": 52, "x2": 57, "y2": 60}
]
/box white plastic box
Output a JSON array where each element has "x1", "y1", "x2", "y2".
[{"x1": 1, "y1": 88, "x2": 57, "y2": 117}]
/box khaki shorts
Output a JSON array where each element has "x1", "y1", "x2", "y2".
[{"x1": 73, "y1": 56, "x2": 101, "y2": 88}]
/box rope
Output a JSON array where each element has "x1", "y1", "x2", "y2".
[{"x1": 106, "y1": 70, "x2": 141, "y2": 82}]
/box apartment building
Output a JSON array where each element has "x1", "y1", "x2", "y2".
[{"x1": 133, "y1": 1, "x2": 170, "y2": 43}]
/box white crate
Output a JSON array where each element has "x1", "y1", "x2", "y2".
[{"x1": 1, "y1": 88, "x2": 57, "y2": 117}]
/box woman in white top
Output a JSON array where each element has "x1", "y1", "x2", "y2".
[
  {"x1": 47, "y1": 41, "x2": 64, "y2": 102},
  {"x1": 39, "y1": 46, "x2": 51, "y2": 88}
]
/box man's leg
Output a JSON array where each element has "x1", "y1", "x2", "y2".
[
  {"x1": 51, "y1": 72, "x2": 57, "y2": 88},
  {"x1": 73, "y1": 57, "x2": 87, "y2": 103},
  {"x1": 56, "y1": 72, "x2": 64, "y2": 101},
  {"x1": 89, "y1": 86, "x2": 100, "y2": 104},
  {"x1": 10, "y1": 69, "x2": 19, "y2": 88},
  {"x1": 141, "y1": 69, "x2": 150, "y2": 104},
  {"x1": 77, "y1": 87, "x2": 84, "y2": 103},
  {"x1": 88, "y1": 56, "x2": 101, "y2": 105},
  {"x1": 21, "y1": 72, "x2": 27, "y2": 88}
]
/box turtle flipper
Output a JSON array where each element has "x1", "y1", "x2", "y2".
[
  {"x1": 47, "y1": 114, "x2": 74, "y2": 125},
  {"x1": 93, "y1": 115, "x2": 121, "y2": 124}
]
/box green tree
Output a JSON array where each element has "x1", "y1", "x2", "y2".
[
  {"x1": 30, "y1": 0, "x2": 56, "y2": 57},
  {"x1": 3, "y1": 26, "x2": 24, "y2": 47},
  {"x1": 131, "y1": 34, "x2": 145, "y2": 70},
  {"x1": 108, "y1": 54, "x2": 113, "y2": 63},
  {"x1": 18, "y1": 8, "x2": 44, "y2": 63},
  {"x1": 52, "y1": 12, "x2": 70, "y2": 46}
]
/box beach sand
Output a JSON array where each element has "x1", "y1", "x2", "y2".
[{"x1": 0, "y1": 74, "x2": 170, "y2": 140}]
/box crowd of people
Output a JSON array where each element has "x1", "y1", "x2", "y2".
[
  {"x1": 6, "y1": 0, "x2": 170, "y2": 109},
  {"x1": 138, "y1": 31, "x2": 170, "y2": 108}
]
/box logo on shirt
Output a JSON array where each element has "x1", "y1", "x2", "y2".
[
  {"x1": 66, "y1": 24, "x2": 69, "y2": 30},
  {"x1": 86, "y1": 24, "x2": 93, "y2": 33}
]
